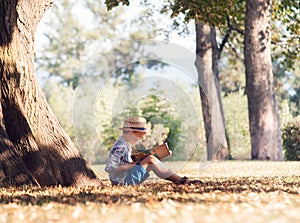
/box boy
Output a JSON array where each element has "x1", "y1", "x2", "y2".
[{"x1": 105, "y1": 116, "x2": 191, "y2": 185}]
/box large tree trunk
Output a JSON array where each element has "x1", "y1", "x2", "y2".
[
  {"x1": 195, "y1": 23, "x2": 229, "y2": 160},
  {"x1": 244, "y1": 0, "x2": 283, "y2": 160},
  {"x1": 0, "y1": 102, "x2": 37, "y2": 186},
  {"x1": 0, "y1": 1, "x2": 101, "y2": 186}
]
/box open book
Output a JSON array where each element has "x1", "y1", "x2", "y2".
[{"x1": 131, "y1": 142, "x2": 172, "y2": 162}]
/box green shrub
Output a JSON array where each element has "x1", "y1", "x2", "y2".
[{"x1": 282, "y1": 116, "x2": 300, "y2": 161}]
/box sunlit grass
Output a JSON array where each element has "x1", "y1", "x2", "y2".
[{"x1": 93, "y1": 160, "x2": 300, "y2": 179}]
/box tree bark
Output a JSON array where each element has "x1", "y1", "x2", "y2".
[
  {"x1": 0, "y1": 102, "x2": 37, "y2": 186},
  {"x1": 244, "y1": 0, "x2": 283, "y2": 160},
  {"x1": 0, "y1": 0, "x2": 101, "y2": 186},
  {"x1": 195, "y1": 23, "x2": 229, "y2": 160}
]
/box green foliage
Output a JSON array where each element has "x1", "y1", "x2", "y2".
[
  {"x1": 278, "y1": 99, "x2": 293, "y2": 129},
  {"x1": 282, "y1": 116, "x2": 300, "y2": 161},
  {"x1": 106, "y1": 0, "x2": 246, "y2": 28},
  {"x1": 105, "y1": 0, "x2": 129, "y2": 10},
  {"x1": 223, "y1": 90, "x2": 250, "y2": 160},
  {"x1": 272, "y1": 0, "x2": 300, "y2": 70},
  {"x1": 43, "y1": 79, "x2": 106, "y2": 163},
  {"x1": 139, "y1": 93, "x2": 181, "y2": 151},
  {"x1": 170, "y1": 0, "x2": 245, "y2": 28},
  {"x1": 35, "y1": 0, "x2": 89, "y2": 88},
  {"x1": 43, "y1": 80, "x2": 75, "y2": 137},
  {"x1": 273, "y1": 58, "x2": 300, "y2": 117},
  {"x1": 36, "y1": 0, "x2": 163, "y2": 88},
  {"x1": 271, "y1": 1, "x2": 300, "y2": 114},
  {"x1": 219, "y1": 45, "x2": 245, "y2": 94}
]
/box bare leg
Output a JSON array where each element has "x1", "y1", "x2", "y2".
[{"x1": 139, "y1": 155, "x2": 183, "y2": 184}]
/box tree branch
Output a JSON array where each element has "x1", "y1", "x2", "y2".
[
  {"x1": 232, "y1": 27, "x2": 244, "y2": 36},
  {"x1": 218, "y1": 15, "x2": 232, "y2": 59},
  {"x1": 227, "y1": 41, "x2": 241, "y2": 60}
]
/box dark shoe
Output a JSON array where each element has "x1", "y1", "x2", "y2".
[
  {"x1": 178, "y1": 176, "x2": 190, "y2": 184},
  {"x1": 178, "y1": 177, "x2": 203, "y2": 185}
]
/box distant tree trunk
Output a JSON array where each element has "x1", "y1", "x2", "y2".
[
  {"x1": 195, "y1": 23, "x2": 229, "y2": 160},
  {"x1": 0, "y1": 1, "x2": 101, "y2": 186},
  {"x1": 244, "y1": 0, "x2": 283, "y2": 160}
]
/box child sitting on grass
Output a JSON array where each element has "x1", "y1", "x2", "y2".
[{"x1": 105, "y1": 117, "x2": 192, "y2": 186}]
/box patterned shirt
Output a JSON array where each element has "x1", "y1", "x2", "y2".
[{"x1": 105, "y1": 136, "x2": 133, "y2": 183}]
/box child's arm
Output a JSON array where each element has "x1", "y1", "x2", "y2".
[{"x1": 105, "y1": 146, "x2": 127, "y2": 172}]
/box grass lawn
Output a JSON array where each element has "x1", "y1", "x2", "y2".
[{"x1": 1, "y1": 161, "x2": 300, "y2": 223}]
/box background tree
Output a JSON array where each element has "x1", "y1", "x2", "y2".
[
  {"x1": 194, "y1": 23, "x2": 228, "y2": 160},
  {"x1": 244, "y1": 0, "x2": 283, "y2": 160},
  {"x1": 0, "y1": 0, "x2": 101, "y2": 186}
]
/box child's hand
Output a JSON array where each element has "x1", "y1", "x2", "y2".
[{"x1": 149, "y1": 149, "x2": 155, "y2": 155}]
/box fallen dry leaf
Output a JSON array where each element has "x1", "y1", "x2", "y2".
[{"x1": 1, "y1": 161, "x2": 300, "y2": 223}]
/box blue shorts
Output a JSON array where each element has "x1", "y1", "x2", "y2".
[{"x1": 124, "y1": 164, "x2": 150, "y2": 185}]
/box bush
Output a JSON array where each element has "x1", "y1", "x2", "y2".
[{"x1": 282, "y1": 116, "x2": 300, "y2": 161}]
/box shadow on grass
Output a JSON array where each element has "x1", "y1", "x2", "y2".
[{"x1": 0, "y1": 176, "x2": 299, "y2": 205}]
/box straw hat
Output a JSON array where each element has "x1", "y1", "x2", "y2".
[{"x1": 119, "y1": 117, "x2": 148, "y2": 133}]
